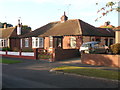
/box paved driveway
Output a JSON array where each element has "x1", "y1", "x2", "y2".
[{"x1": 2, "y1": 57, "x2": 119, "y2": 88}]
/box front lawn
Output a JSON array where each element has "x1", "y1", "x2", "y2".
[
  {"x1": 51, "y1": 66, "x2": 120, "y2": 80},
  {"x1": 0, "y1": 58, "x2": 24, "y2": 64}
]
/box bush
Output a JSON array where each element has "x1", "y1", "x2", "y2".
[
  {"x1": 110, "y1": 43, "x2": 120, "y2": 54},
  {"x1": 2, "y1": 47, "x2": 11, "y2": 51},
  {"x1": 22, "y1": 49, "x2": 33, "y2": 52}
]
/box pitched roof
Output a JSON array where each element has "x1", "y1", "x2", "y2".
[
  {"x1": 20, "y1": 22, "x2": 58, "y2": 38},
  {"x1": 20, "y1": 19, "x2": 115, "y2": 38},
  {"x1": 39, "y1": 19, "x2": 80, "y2": 37},
  {"x1": 39, "y1": 19, "x2": 114, "y2": 37},
  {"x1": 0, "y1": 27, "x2": 15, "y2": 38},
  {"x1": 97, "y1": 28, "x2": 115, "y2": 37}
]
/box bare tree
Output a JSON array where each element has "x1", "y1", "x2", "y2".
[{"x1": 95, "y1": 1, "x2": 120, "y2": 21}]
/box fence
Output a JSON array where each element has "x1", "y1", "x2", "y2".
[
  {"x1": 0, "y1": 48, "x2": 55, "y2": 61},
  {"x1": 1, "y1": 48, "x2": 80, "y2": 62},
  {"x1": 0, "y1": 50, "x2": 36, "y2": 60}
]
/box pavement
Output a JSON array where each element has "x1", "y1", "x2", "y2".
[{"x1": 1, "y1": 56, "x2": 120, "y2": 88}]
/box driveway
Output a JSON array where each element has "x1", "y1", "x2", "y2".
[{"x1": 2, "y1": 57, "x2": 119, "y2": 88}]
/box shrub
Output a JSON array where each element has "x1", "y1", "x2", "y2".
[
  {"x1": 21, "y1": 49, "x2": 33, "y2": 52},
  {"x1": 2, "y1": 47, "x2": 11, "y2": 51},
  {"x1": 110, "y1": 43, "x2": 120, "y2": 54}
]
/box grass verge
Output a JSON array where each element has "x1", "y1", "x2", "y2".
[
  {"x1": 51, "y1": 66, "x2": 120, "y2": 80},
  {"x1": 0, "y1": 58, "x2": 24, "y2": 64}
]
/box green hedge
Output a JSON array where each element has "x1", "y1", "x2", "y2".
[
  {"x1": 110, "y1": 43, "x2": 120, "y2": 54},
  {"x1": 2, "y1": 47, "x2": 11, "y2": 51}
]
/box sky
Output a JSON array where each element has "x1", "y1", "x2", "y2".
[{"x1": 0, "y1": 0, "x2": 120, "y2": 30}]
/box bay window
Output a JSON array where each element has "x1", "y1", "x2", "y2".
[{"x1": 70, "y1": 37, "x2": 76, "y2": 48}]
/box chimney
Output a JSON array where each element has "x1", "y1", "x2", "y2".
[
  {"x1": 17, "y1": 19, "x2": 22, "y2": 35},
  {"x1": 4, "y1": 23, "x2": 7, "y2": 29},
  {"x1": 60, "y1": 11, "x2": 68, "y2": 23},
  {"x1": 104, "y1": 21, "x2": 110, "y2": 26}
]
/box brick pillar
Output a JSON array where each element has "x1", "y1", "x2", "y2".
[
  {"x1": 33, "y1": 48, "x2": 38, "y2": 60},
  {"x1": 49, "y1": 48, "x2": 55, "y2": 62}
]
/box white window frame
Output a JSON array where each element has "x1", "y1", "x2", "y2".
[
  {"x1": 39, "y1": 37, "x2": 44, "y2": 48},
  {"x1": 0, "y1": 39, "x2": 7, "y2": 47},
  {"x1": 32, "y1": 37, "x2": 44, "y2": 48},
  {"x1": 20, "y1": 39, "x2": 22, "y2": 48},
  {"x1": 49, "y1": 36, "x2": 53, "y2": 48},
  {"x1": 70, "y1": 37, "x2": 76, "y2": 48},
  {"x1": 25, "y1": 38, "x2": 29, "y2": 47}
]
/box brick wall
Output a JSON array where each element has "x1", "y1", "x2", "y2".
[
  {"x1": 44, "y1": 37, "x2": 50, "y2": 49},
  {"x1": 63, "y1": 36, "x2": 82, "y2": 49},
  {"x1": 54, "y1": 48, "x2": 80, "y2": 61},
  {"x1": 21, "y1": 37, "x2": 32, "y2": 51},
  {"x1": 10, "y1": 38, "x2": 20, "y2": 51},
  {"x1": 81, "y1": 53, "x2": 120, "y2": 67}
]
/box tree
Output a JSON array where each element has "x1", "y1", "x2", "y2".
[
  {"x1": 95, "y1": 1, "x2": 120, "y2": 21},
  {"x1": 21, "y1": 25, "x2": 32, "y2": 34},
  {"x1": 0, "y1": 22, "x2": 13, "y2": 28}
]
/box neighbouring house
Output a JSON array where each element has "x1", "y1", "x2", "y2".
[
  {"x1": 99, "y1": 21, "x2": 115, "y2": 29},
  {"x1": 0, "y1": 19, "x2": 31, "y2": 51},
  {"x1": 19, "y1": 12, "x2": 115, "y2": 61},
  {"x1": 113, "y1": 26, "x2": 120, "y2": 43}
]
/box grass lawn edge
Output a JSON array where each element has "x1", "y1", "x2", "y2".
[{"x1": 50, "y1": 66, "x2": 120, "y2": 81}]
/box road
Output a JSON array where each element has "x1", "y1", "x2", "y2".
[{"x1": 2, "y1": 57, "x2": 119, "y2": 88}]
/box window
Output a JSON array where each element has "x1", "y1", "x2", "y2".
[
  {"x1": 104, "y1": 39, "x2": 108, "y2": 46},
  {"x1": 36, "y1": 38, "x2": 38, "y2": 47},
  {"x1": 25, "y1": 38, "x2": 29, "y2": 47},
  {"x1": 49, "y1": 36, "x2": 53, "y2": 48},
  {"x1": 92, "y1": 38, "x2": 95, "y2": 41},
  {"x1": 39, "y1": 38, "x2": 44, "y2": 48},
  {"x1": 96, "y1": 38, "x2": 101, "y2": 42},
  {"x1": 109, "y1": 39, "x2": 113, "y2": 46},
  {"x1": 70, "y1": 37, "x2": 76, "y2": 48},
  {"x1": 54, "y1": 37, "x2": 62, "y2": 48},
  {"x1": 32, "y1": 37, "x2": 44, "y2": 48},
  {"x1": 20, "y1": 39, "x2": 22, "y2": 48},
  {"x1": 0, "y1": 39, "x2": 6, "y2": 47},
  {"x1": 57, "y1": 38, "x2": 62, "y2": 48}
]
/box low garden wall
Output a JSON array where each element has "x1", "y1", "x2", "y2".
[
  {"x1": 54, "y1": 48, "x2": 80, "y2": 61},
  {"x1": 0, "y1": 51, "x2": 36, "y2": 60},
  {"x1": 81, "y1": 53, "x2": 120, "y2": 67}
]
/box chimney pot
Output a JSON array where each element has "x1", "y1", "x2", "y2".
[{"x1": 4, "y1": 23, "x2": 7, "y2": 29}]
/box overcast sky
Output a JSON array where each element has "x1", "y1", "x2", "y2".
[{"x1": 0, "y1": 0, "x2": 119, "y2": 30}]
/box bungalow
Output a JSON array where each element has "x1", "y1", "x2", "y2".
[
  {"x1": 0, "y1": 19, "x2": 31, "y2": 51},
  {"x1": 19, "y1": 12, "x2": 115, "y2": 61}
]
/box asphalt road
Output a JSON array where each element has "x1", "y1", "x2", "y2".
[{"x1": 2, "y1": 57, "x2": 119, "y2": 88}]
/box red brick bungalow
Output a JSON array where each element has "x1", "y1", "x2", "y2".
[{"x1": 19, "y1": 13, "x2": 115, "y2": 61}]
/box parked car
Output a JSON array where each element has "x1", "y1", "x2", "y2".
[{"x1": 79, "y1": 41, "x2": 109, "y2": 54}]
